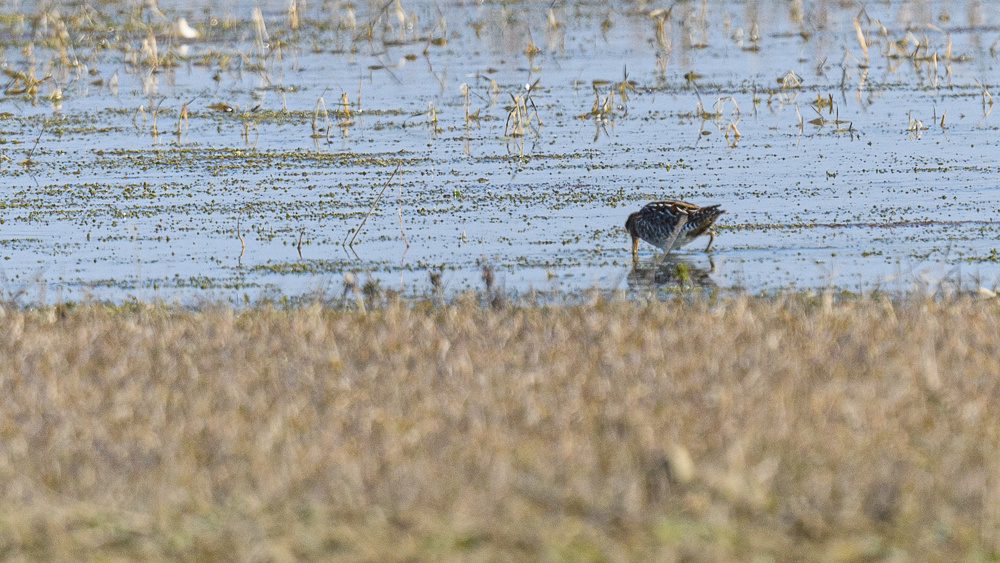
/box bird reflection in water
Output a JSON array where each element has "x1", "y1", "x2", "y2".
[{"x1": 627, "y1": 254, "x2": 717, "y2": 292}]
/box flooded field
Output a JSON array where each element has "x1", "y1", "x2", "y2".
[{"x1": 0, "y1": 0, "x2": 998, "y2": 303}]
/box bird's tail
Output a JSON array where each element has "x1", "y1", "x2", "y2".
[{"x1": 685, "y1": 205, "x2": 725, "y2": 237}]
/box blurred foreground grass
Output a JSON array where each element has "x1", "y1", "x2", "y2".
[{"x1": 1, "y1": 295, "x2": 1000, "y2": 560}]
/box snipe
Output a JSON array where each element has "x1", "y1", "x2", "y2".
[{"x1": 625, "y1": 200, "x2": 725, "y2": 258}]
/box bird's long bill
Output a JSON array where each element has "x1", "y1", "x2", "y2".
[{"x1": 630, "y1": 234, "x2": 639, "y2": 258}]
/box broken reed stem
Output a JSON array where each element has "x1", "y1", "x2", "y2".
[
  {"x1": 176, "y1": 102, "x2": 189, "y2": 137},
  {"x1": 252, "y1": 7, "x2": 269, "y2": 57},
  {"x1": 287, "y1": 0, "x2": 299, "y2": 30},
  {"x1": 853, "y1": 17, "x2": 869, "y2": 66},
  {"x1": 462, "y1": 83, "x2": 470, "y2": 126},
  {"x1": 297, "y1": 227, "x2": 305, "y2": 259},
  {"x1": 346, "y1": 163, "x2": 401, "y2": 248},
  {"x1": 26, "y1": 119, "x2": 46, "y2": 161},
  {"x1": 132, "y1": 106, "x2": 147, "y2": 129},
  {"x1": 237, "y1": 216, "x2": 245, "y2": 267},
  {"x1": 422, "y1": 18, "x2": 438, "y2": 55},
  {"x1": 340, "y1": 92, "x2": 351, "y2": 120},
  {"x1": 313, "y1": 97, "x2": 332, "y2": 140},
  {"x1": 150, "y1": 98, "x2": 166, "y2": 139},
  {"x1": 504, "y1": 93, "x2": 521, "y2": 136},
  {"x1": 398, "y1": 169, "x2": 408, "y2": 249}
]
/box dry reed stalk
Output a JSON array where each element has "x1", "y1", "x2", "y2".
[
  {"x1": 397, "y1": 169, "x2": 408, "y2": 250},
  {"x1": 313, "y1": 97, "x2": 331, "y2": 140},
  {"x1": 236, "y1": 216, "x2": 245, "y2": 266},
  {"x1": 0, "y1": 297, "x2": 999, "y2": 559},
  {"x1": 345, "y1": 163, "x2": 400, "y2": 247},
  {"x1": 853, "y1": 16, "x2": 868, "y2": 66}
]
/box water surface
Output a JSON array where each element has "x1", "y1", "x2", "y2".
[{"x1": 1, "y1": 0, "x2": 998, "y2": 302}]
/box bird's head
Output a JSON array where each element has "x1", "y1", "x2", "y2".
[
  {"x1": 624, "y1": 212, "x2": 638, "y2": 237},
  {"x1": 624, "y1": 212, "x2": 640, "y2": 257}
]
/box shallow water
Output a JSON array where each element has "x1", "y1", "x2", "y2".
[{"x1": 0, "y1": 0, "x2": 998, "y2": 303}]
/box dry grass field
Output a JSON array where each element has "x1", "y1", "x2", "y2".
[{"x1": 2, "y1": 294, "x2": 1000, "y2": 560}]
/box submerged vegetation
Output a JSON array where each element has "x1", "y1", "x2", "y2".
[{"x1": 1, "y1": 294, "x2": 1000, "y2": 558}]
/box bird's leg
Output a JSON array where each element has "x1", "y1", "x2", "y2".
[
  {"x1": 704, "y1": 229, "x2": 716, "y2": 252},
  {"x1": 662, "y1": 212, "x2": 688, "y2": 255}
]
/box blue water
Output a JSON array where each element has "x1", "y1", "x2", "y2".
[{"x1": 1, "y1": 0, "x2": 998, "y2": 303}]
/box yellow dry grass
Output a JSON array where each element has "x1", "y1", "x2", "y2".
[{"x1": 1, "y1": 296, "x2": 999, "y2": 560}]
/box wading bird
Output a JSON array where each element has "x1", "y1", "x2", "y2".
[{"x1": 625, "y1": 200, "x2": 725, "y2": 258}]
